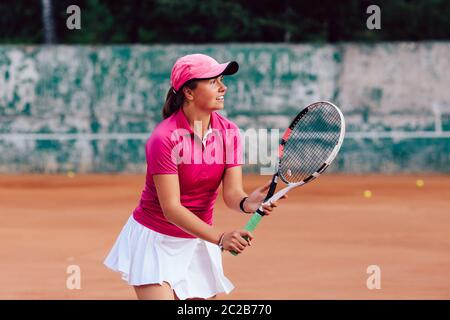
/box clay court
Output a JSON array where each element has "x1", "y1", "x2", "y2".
[{"x1": 1, "y1": 174, "x2": 449, "y2": 299}]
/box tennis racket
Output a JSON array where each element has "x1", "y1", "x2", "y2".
[{"x1": 231, "y1": 101, "x2": 345, "y2": 256}]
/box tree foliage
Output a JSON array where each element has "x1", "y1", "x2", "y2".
[{"x1": 1, "y1": 0, "x2": 450, "y2": 44}]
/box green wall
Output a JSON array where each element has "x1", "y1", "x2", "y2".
[{"x1": 1, "y1": 44, "x2": 449, "y2": 173}]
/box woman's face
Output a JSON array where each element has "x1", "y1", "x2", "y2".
[{"x1": 188, "y1": 75, "x2": 228, "y2": 112}]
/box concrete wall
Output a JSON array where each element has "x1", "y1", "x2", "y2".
[{"x1": 0, "y1": 43, "x2": 449, "y2": 173}]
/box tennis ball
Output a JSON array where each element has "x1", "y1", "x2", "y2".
[
  {"x1": 363, "y1": 190, "x2": 372, "y2": 198},
  {"x1": 416, "y1": 179, "x2": 424, "y2": 187},
  {"x1": 67, "y1": 171, "x2": 75, "y2": 178}
]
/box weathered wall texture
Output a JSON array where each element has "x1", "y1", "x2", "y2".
[{"x1": 0, "y1": 43, "x2": 449, "y2": 173}]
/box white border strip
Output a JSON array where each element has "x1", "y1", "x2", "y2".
[
  {"x1": 345, "y1": 131, "x2": 450, "y2": 139},
  {"x1": 0, "y1": 131, "x2": 450, "y2": 141},
  {"x1": 0, "y1": 133, "x2": 150, "y2": 141}
]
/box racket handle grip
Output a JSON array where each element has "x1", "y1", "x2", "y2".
[{"x1": 230, "y1": 213, "x2": 263, "y2": 256}]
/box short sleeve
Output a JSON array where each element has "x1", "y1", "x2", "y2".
[
  {"x1": 146, "y1": 133, "x2": 178, "y2": 175},
  {"x1": 224, "y1": 123, "x2": 243, "y2": 169}
]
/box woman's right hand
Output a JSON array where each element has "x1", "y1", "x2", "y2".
[{"x1": 221, "y1": 230, "x2": 254, "y2": 253}]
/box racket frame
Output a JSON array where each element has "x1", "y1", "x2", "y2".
[
  {"x1": 230, "y1": 101, "x2": 345, "y2": 256},
  {"x1": 263, "y1": 101, "x2": 346, "y2": 208}
]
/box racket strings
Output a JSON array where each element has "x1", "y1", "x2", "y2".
[
  {"x1": 280, "y1": 103, "x2": 342, "y2": 183},
  {"x1": 286, "y1": 115, "x2": 340, "y2": 174}
]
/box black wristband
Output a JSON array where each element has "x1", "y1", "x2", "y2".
[{"x1": 239, "y1": 197, "x2": 251, "y2": 214}]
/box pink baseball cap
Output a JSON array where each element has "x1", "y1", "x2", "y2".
[{"x1": 170, "y1": 53, "x2": 239, "y2": 93}]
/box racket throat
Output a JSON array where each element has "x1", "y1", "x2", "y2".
[
  {"x1": 264, "y1": 184, "x2": 298, "y2": 205},
  {"x1": 263, "y1": 175, "x2": 278, "y2": 203}
]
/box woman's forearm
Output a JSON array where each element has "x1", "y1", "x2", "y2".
[
  {"x1": 224, "y1": 189, "x2": 248, "y2": 212},
  {"x1": 163, "y1": 204, "x2": 224, "y2": 245}
]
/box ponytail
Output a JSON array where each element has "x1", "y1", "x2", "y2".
[
  {"x1": 162, "y1": 88, "x2": 182, "y2": 119},
  {"x1": 162, "y1": 81, "x2": 199, "y2": 119}
]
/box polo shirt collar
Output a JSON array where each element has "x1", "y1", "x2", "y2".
[{"x1": 175, "y1": 108, "x2": 219, "y2": 136}]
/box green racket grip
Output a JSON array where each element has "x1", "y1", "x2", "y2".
[
  {"x1": 243, "y1": 212, "x2": 263, "y2": 232},
  {"x1": 230, "y1": 212, "x2": 263, "y2": 256}
]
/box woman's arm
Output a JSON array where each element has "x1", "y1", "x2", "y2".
[
  {"x1": 222, "y1": 166, "x2": 288, "y2": 215},
  {"x1": 222, "y1": 166, "x2": 247, "y2": 212},
  {"x1": 153, "y1": 174, "x2": 253, "y2": 253}
]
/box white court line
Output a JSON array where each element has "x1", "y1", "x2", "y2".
[{"x1": 0, "y1": 131, "x2": 450, "y2": 140}]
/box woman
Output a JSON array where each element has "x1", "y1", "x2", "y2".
[{"x1": 104, "y1": 53, "x2": 286, "y2": 300}]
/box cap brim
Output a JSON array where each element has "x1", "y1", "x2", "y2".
[
  {"x1": 196, "y1": 61, "x2": 239, "y2": 80},
  {"x1": 177, "y1": 61, "x2": 239, "y2": 91},
  {"x1": 221, "y1": 61, "x2": 239, "y2": 75}
]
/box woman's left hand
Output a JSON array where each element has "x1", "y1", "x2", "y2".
[{"x1": 243, "y1": 180, "x2": 288, "y2": 215}]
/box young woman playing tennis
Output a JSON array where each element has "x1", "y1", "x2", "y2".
[{"x1": 104, "y1": 53, "x2": 286, "y2": 300}]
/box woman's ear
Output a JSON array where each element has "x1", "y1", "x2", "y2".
[{"x1": 183, "y1": 87, "x2": 194, "y2": 101}]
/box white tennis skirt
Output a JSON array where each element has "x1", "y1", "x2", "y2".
[{"x1": 104, "y1": 215, "x2": 234, "y2": 300}]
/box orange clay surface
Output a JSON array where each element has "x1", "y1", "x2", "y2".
[{"x1": 0, "y1": 174, "x2": 449, "y2": 299}]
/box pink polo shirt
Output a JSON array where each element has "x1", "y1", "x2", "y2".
[{"x1": 133, "y1": 108, "x2": 243, "y2": 238}]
